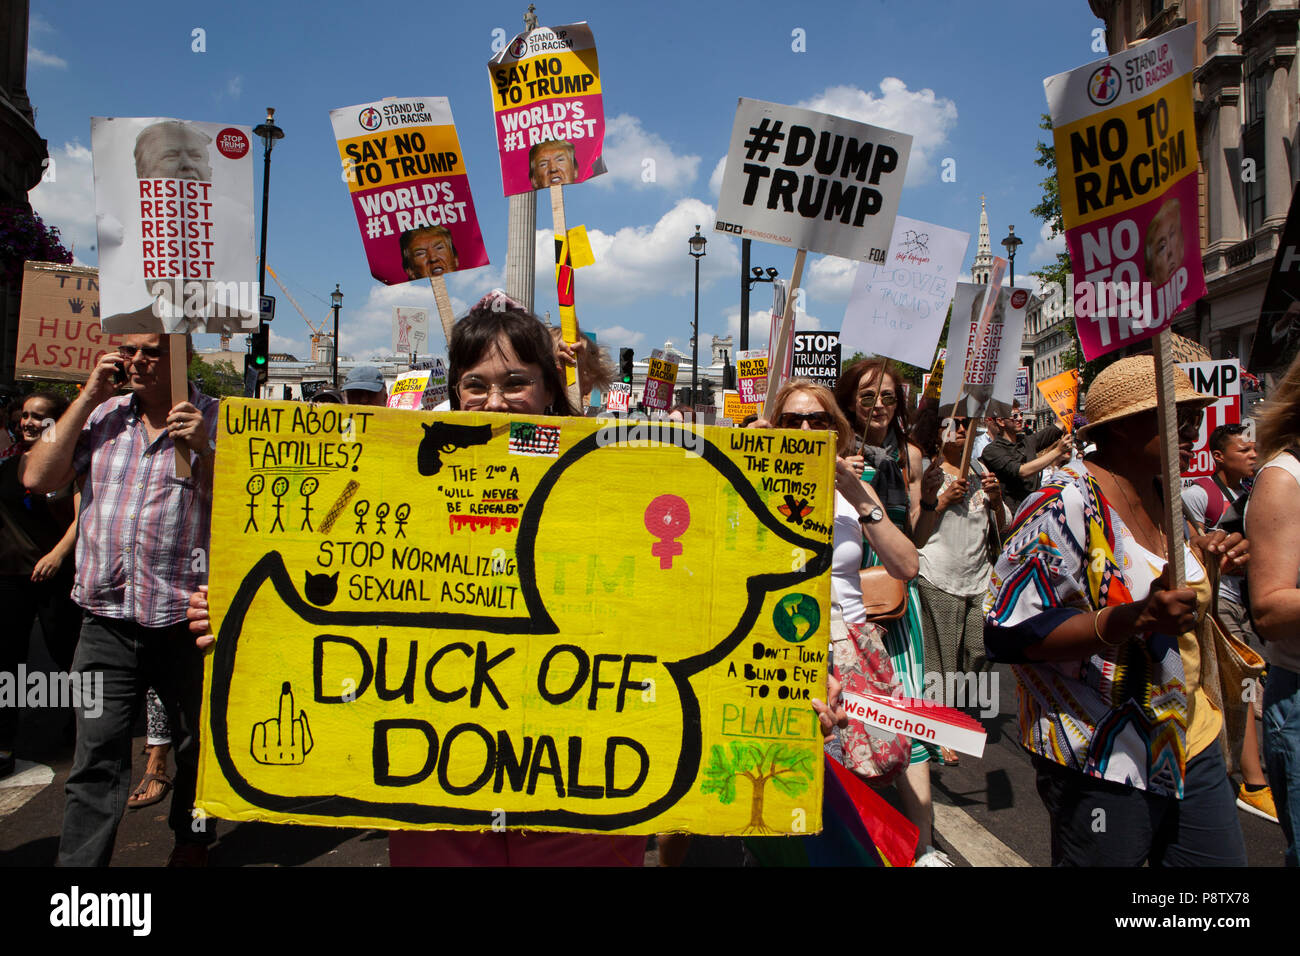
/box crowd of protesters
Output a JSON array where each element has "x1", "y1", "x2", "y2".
[{"x1": 2, "y1": 303, "x2": 1297, "y2": 868}]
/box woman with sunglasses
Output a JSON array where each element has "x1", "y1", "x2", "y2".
[
  {"x1": 833, "y1": 359, "x2": 951, "y2": 862},
  {"x1": 986, "y1": 356, "x2": 1249, "y2": 866},
  {"x1": 1245, "y1": 348, "x2": 1300, "y2": 865},
  {"x1": 912, "y1": 414, "x2": 1009, "y2": 766}
]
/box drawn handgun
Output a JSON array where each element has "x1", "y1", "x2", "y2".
[{"x1": 418, "y1": 421, "x2": 493, "y2": 476}]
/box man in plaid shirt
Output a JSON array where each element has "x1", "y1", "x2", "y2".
[{"x1": 23, "y1": 333, "x2": 218, "y2": 866}]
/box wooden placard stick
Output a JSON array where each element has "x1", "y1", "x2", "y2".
[
  {"x1": 427, "y1": 275, "x2": 456, "y2": 345},
  {"x1": 956, "y1": 412, "x2": 980, "y2": 477},
  {"x1": 762, "y1": 248, "x2": 806, "y2": 421},
  {"x1": 169, "y1": 333, "x2": 191, "y2": 478},
  {"x1": 1153, "y1": 328, "x2": 1186, "y2": 587},
  {"x1": 549, "y1": 184, "x2": 582, "y2": 412}
]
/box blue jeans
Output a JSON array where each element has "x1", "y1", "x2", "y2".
[
  {"x1": 58, "y1": 613, "x2": 213, "y2": 866},
  {"x1": 1263, "y1": 665, "x2": 1300, "y2": 867},
  {"x1": 1033, "y1": 744, "x2": 1247, "y2": 866}
]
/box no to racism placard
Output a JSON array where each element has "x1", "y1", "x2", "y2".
[
  {"x1": 91, "y1": 116, "x2": 257, "y2": 333},
  {"x1": 939, "y1": 280, "x2": 1030, "y2": 419},
  {"x1": 197, "y1": 401, "x2": 835, "y2": 834},
  {"x1": 332, "y1": 97, "x2": 489, "y2": 286},
  {"x1": 642, "y1": 351, "x2": 679, "y2": 412},
  {"x1": 839, "y1": 216, "x2": 969, "y2": 366},
  {"x1": 488, "y1": 22, "x2": 606, "y2": 196},
  {"x1": 736, "y1": 350, "x2": 769, "y2": 405},
  {"x1": 715, "y1": 98, "x2": 911, "y2": 261},
  {"x1": 1044, "y1": 23, "x2": 1204, "y2": 361},
  {"x1": 15, "y1": 262, "x2": 122, "y2": 382}
]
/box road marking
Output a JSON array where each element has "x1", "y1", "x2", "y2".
[
  {"x1": 932, "y1": 798, "x2": 1030, "y2": 867},
  {"x1": 0, "y1": 760, "x2": 54, "y2": 818}
]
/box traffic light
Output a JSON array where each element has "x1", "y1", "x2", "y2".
[
  {"x1": 250, "y1": 324, "x2": 269, "y2": 373},
  {"x1": 619, "y1": 347, "x2": 634, "y2": 384}
]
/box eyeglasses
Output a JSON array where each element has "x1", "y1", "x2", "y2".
[
  {"x1": 950, "y1": 418, "x2": 971, "y2": 429},
  {"x1": 118, "y1": 345, "x2": 163, "y2": 361},
  {"x1": 456, "y1": 375, "x2": 538, "y2": 407},
  {"x1": 856, "y1": 391, "x2": 897, "y2": 408},
  {"x1": 777, "y1": 412, "x2": 833, "y2": 429}
]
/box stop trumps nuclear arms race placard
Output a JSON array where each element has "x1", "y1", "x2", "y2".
[
  {"x1": 488, "y1": 22, "x2": 606, "y2": 196},
  {"x1": 1044, "y1": 23, "x2": 1204, "y2": 361},
  {"x1": 197, "y1": 403, "x2": 835, "y2": 834},
  {"x1": 715, "y1": 98, "x2": 911, "y2": 261},
  {"x1": 331, "y1": 97, "x2": 489, "y2": 285}
]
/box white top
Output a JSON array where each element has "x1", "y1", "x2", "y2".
[
  {"x1": 917, "y1": 463, "x2": 1003, "y2": 598},
  {"x1": 831, "y1": 491, "x2": 867, "y2": 624},
  {"x1": 1246, "y1": 451, "x2": 1300, "y2": 672}
]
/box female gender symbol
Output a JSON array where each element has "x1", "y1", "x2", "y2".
[{"x1": 644, "y1": 494, "x2": 690, "y2": 569}]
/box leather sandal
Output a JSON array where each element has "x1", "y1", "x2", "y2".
[{"x1": 127, "y1": 771, "x2": 173, "y2": 809}]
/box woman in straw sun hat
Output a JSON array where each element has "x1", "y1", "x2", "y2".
[{"x1": 984, "y1": 354, "x2": 1250, "y2": 866}]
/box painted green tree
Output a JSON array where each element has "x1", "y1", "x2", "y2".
[{"x1": 699, "y1": 741, "x2": 814, "y2": 834}]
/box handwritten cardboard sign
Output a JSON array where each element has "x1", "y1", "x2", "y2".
[
  {"x1": 839, "y1": 216, "x2": 968, "y2": 366},
  {"x1": 15, "y1": 262, "x2": 122, "y2": 382},
  {"x1": 197, "y1": 402, "x2": 835, "y2": 834}
]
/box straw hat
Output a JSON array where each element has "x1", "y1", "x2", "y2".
[{"x1": 1080, "y1": 354, "x2": 1214, "y2": 436}]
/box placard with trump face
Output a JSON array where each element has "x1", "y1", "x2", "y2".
[{"x1": 91, "y1": 116, "x2": 258, "y2": 334}]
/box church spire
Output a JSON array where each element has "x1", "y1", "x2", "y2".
[{"x1": 973, "y1": 194, "x2": 993, "y2": 284}]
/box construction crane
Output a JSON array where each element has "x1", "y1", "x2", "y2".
[{"x1": 265, "y1": 263, "x2": 334, "y2": 364}]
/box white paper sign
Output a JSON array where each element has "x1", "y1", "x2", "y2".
[
  {"x1": 715, "y1": 98, "x2": 911, "y2": 261},
  {"x1": 840, "y1": 691, "x2": 987, "y2": 758},
  {"x1": 839, "y1": 216, "x2": 969, "y2": 366},
  {"x1": 92, "y1": 116, "x2": 257, "y2": 333},
  {"x1": 393, "y1": 307, "x2": 430, "y2": 356}
]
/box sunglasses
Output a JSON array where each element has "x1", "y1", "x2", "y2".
[
  {"x1": 778, "y1": 412, "x2": 833, "y2": 429},
  {"x1": 118, "y1": 345, "x2": 163, "y2": 361},
  {"x1": 856, "y1": 391, "x2": 897, "y2": 408},
  {"x1": 1177, "y1": 408, "x2": 1204, "y2": 433}
]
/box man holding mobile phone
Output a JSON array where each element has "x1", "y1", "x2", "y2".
[{"x1": 20, "y1": 332, "x2": 219, "y2": 866}]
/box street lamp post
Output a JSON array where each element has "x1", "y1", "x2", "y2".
[
  {"x1": 688, "y1": 225, "x2": 707, "y2": 406},
  {"x1": 247, "y1": 108, "x2": 284, "y2": 398},
  {"x1": 330, "y1": 284, "x2": 343, "y2": 388},
  {"x1": 739, "y1": 238, "x2": 778, "y2": 351},
  {"x1": 1001, "y1": 226, "x2": 1023, "y2": 287}
]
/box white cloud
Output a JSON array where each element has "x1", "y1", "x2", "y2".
[
  {"x1": 796, "y1": 80, "x2": 958, "y2": 187},
  {"x1": 594, "y1": 114, "x2": 700, "y2": 191},
  {"x1": 591, "y1": 324, "x2": 645, "y2": 351},
  {"x1": 719, "y1": 304, "x2": 822, "y2": 351},
  {"x1": 28, "y1": 142, "x2": 95, "y2": 263},
  {"x1": 531, "y1": 197, "x2": 741, "y2": 312},
  {"x1": 805, "y1": 254, "x2": 859, "y2": 307},
  {"x1": 29, "y1": 14, "x2": 54, "y2": 33},
  {"x1": 1027, "y1": 220, "x2": 1066, "y2": 266},
  {"x1": 227, "y1": 75, "x2": 243, "y2": 99},
  {"x1": 708, "y1": 156, "x2": 726, "y2": 196},
  {"x1": 28, "y1": 47, "x2": 66, "y2": 69},
  {"x1": 339, "y1": 280, "x2": 474, "y2": 360}
]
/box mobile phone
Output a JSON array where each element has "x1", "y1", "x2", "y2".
[{"x1": 111, "y1": 359, "x2": 126, "y2": 385}]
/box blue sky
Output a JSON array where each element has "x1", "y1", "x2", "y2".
[{"x1": 25, "y1": 0, "x2": 1101, "y2": 363}]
